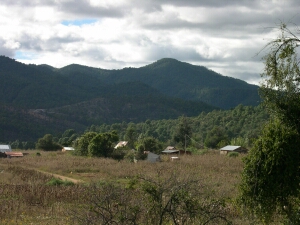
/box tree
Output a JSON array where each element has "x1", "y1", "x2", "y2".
[
  {"x1": 204, "y1": 126, "x2": 228, "y2": 149},
  {"x1": 239, "y1": 119, "x2": 300, "y2": 223},
  {"x1": 36, "y1": 134, "x2": 62, "y2": 151},
  {"x1": 173, "y1": 116, "x2": 192, "y2": 148},
  {"x1": 74, "y1": 132, "x2": 97, "y2": 156},
  {"x1": 259, "y1": 23, "x2": 300, "y2": 132},
  {"x1": 142, "y1": 136, "x2": 163, "y2": 154},
  {"x1": 125, "y1": 124, "x2": 137, "y2": 148},
  {"x1": 239, "y1": 23, "x2": 300, "y2": 224},
  {"x1": 59, "y1": 129, "x2": 78, "y2": 146},
  {"x1": 88, "y1": 131, "x2": 119, "y2": 157}
]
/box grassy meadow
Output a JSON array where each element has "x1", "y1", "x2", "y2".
[{"x1": 0, "y1": 150, "x2": 267, "y2": 224}]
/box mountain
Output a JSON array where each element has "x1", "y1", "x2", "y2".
[
  {"x1": 0, "y1": 56, "x2": 260, "y2": 142},
  {"x1": 58, "y1": 58, "x2": 260, "y2": 109}
]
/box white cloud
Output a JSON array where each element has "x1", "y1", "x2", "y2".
[{"x1": 0, "y1": 0, "x2": 299, "y2": 84}]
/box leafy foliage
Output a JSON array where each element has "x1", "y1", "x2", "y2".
[
  {"x1": 35, "y1": 134, "x2": 61, "y2": 151},
  {"x1": 74, "y1": 131, "x2": 118, "y2": 157},
  {"x1": 260, "y1": 24, "x2": 300, "y2": 132},
  {"x1": 173, "y1": 116, "x2": 192, "y2": 148},
  {"x1": 90, "y1": 105, "x2": 268, "y2": 150},
  {"x1": 239, "y1": 119, "x2": 300, "y2": 223},
  {"x1": 239, "y1": 23, "x2": 300, "y2": 224}
]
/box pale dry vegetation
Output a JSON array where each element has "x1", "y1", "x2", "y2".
[{"x1": 0, "y1": 150, "x2": 251, "y2": 224}]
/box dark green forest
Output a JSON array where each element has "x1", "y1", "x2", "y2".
[
  {"x1": 9, "y1": 104, "x2": 269, "y2": 151},
  {"x1": 0, "y1": 56, "x2": 262, "y2": 144}
]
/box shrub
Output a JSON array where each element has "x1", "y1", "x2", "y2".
[
  {"x1": 228, "y1": 152, "x2": 239, "y2": 158},
  {"x1": 46, "y1": 177, "x2": 74, "y2": 186}
]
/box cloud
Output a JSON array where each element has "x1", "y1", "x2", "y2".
[{"x1": 1, "y1": 0, "x2": 300, "y2": 85}]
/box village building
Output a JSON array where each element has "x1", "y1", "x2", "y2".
[
  {"x1": 0, "y1": 144, "x2": 12, "y2": 153},
  {"x1": 114, "y1": 141, "x2": 128, "y2": 149},
  {"x1": 0, "y1": 145, "x2": 23, "y2": 158},
  {"x1": 146, "y1": 152, "x2": 161, "y2": 163},
  {"x1": 161, "y1": 146, "x2": 191, "y2": 155},
  {"x1": 219, "y1": 145, "x2": 248, "y2": 155},
  {"x1": 62, "y1": 147, "x2": 75, "y2": 151}
]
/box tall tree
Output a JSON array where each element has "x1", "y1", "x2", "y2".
[
  {"x1": 259, "y1": 23, "x2": 300, "y2": 131},
  {"x1": 88, "y1": 131, "x2": 119, "y2": 157},
  {"x1": 36, "y1": 134, "x2": 61, "y2": 151},
  {"x1": 74, "y1": 132, "x2": 97, "y2": 156},
  {"x1": 125, "y1": 124, "x2": 137, "y2": 148},
  {"x1": 239, "y1": 23, "x2": 300, "y2": 224},
  {"x1": 173, "y1": 116, "x2": 192, "y2": 149}
]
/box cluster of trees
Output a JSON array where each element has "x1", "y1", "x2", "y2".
[
  {"x1": 18, "y1": 103, "x2": 269, "y2": 154},
  {"x1": 86, "y1": 104, "x2": 268, "y2": 151},
  {"x1": 239, "y1": 24, "x2": 300, "y2": 224}
]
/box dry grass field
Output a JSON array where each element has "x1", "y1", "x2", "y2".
[{"x1": 0, "y1": 150, "x2": 262, "y2": 224}]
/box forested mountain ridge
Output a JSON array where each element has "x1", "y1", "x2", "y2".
[
  {"x1": 57, "y1": 58, "x2": 260, "y2": 109},
  {"x1": 0, "y1": 56, "x2": 261, "y2": 142}
]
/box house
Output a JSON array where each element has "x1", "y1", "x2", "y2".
[
  {"x1": 161, "y1": 149, "x2": 180, "y2": 154},
  {"x1": 114, "y1": 141, "x2": 128, "y2": 149},
  {"x1": 146, "y1": 152, "x2": 161, "y2": 163},
  {"x1": 62, "y1": 147, "x2": 75, "y2": 151},
  {"x1": 219, "y1": 145, "x2": 248, "y2": 155},
  {"x1": 161, "y1": 146, "x2": 191, "y2": 155},
  {"x1": 0, "y1": 145, "x2": 12, "y2": 153},
  {"x1": 165, "y1": 146, "x2": 177, "y2": 150},
  {"x1": 5, "y1": 152, "x2": 23, "y2": 158}
]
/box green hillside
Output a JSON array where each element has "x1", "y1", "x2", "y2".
[
  {"x1": 85, "y1": 58, "x2": 261, "y2": 109},
  {"x1": 0, "y1": 56, "x2": 261, "y2": 142}
]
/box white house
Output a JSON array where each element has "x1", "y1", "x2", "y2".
[
  {"x1": 0, "y1": 145, "x2": 12, "y2": 153},
  {"x1": 62, "y1": 147, "x2": 75, "y2": 151}
]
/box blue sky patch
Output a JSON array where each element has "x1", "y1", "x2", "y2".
[
  {"x1": 15, "y1": 51, "x2": 36, "y2": 60},
  {"x1": 61, "y1": 19, "x2": 97, "y2": 26}
]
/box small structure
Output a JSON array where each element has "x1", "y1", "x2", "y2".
[
  {"x1": 219, "y1": 145, "x2": 248, "y2": 155},
  {"x1": 146, "y1": 152, "x2": 161, "y2": 163},
  {"x1": 5, "y1": 152, "x2": 23, "y2": 158},
  {"x1": 162, "y1": 149, "x2": 179, "y2": 154},
  {"x1": 165, "y1": 146, "x2": 177, "y2": 150},
  {"x1": 0, "y1": 145, "x2": 12, "y2": 153},
  {"x1": 114, "y1": 141, "x2": 128, "y2": 149},
  {"x1": 162, "y1": 147, "x2": 191, "y2": 155},
  {"x1": 62, "y1": 147, "x2": 75, "y2": 151},
  {"x1": 170, "y1": 156, "x2": 180, "y2": 161}
]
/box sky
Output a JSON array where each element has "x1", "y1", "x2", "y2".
[{"x1": 1, "y1": 0, "x2": 300, "y2": 85}]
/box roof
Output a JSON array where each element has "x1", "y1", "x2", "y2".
[
  {"x1": 220, "y1": 145, "x2": 241, "y2": 151},
  {"x1": 63, "y1": 147, "x2": 75, "y2": 151},
  {"x1": 5, "y1": 152, "x2": 23, "y2": 157},
  {"x1": 114, "y1": 141, "x2": 128, "y2": 149},
  {"x1": 161, "y1": 149, "x2": 180, "y2": 154},
  {"x1": 0, "y1": 145, "x2": 12, "y2": 153},
  {"x1": 164, "y1": 146, "x2": 176, "y2": 150}
]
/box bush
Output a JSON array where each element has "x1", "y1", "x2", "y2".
[
  {"x1": 228, "y1": 152, "x2": 239, "y2": 158},
  {"x1": 46, "y1": 178, "x2": 74, "y2": 186}
]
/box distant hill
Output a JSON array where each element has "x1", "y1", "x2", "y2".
[
  {"x1": 58, "y1": 58, "x2": 260, "y2": 109},
  {"x1": 0, "y1": 56, "x2": 261, "y2": 142}
]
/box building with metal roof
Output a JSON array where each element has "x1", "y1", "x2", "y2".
[
  {"x1": 0, "y1": 145, "x2": 11, "y2": 153},
  {"x1": 219, "y1": 145, "x2": 248, "y2": 155}
]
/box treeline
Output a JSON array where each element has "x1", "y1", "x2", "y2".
[
  {"x1": 86, "y1": 104, "x2": 268, "y2": 149},
  {"x1": 13, "y1": 104, "x2": 268, "y2": 152}
]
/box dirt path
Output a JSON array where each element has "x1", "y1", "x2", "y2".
[
  {"x1": 0, "y1": 162, "x2": 83, "y2": 184},
  {"x1": 35, "y1": 169, "x2": 84, "y2": 184}
]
